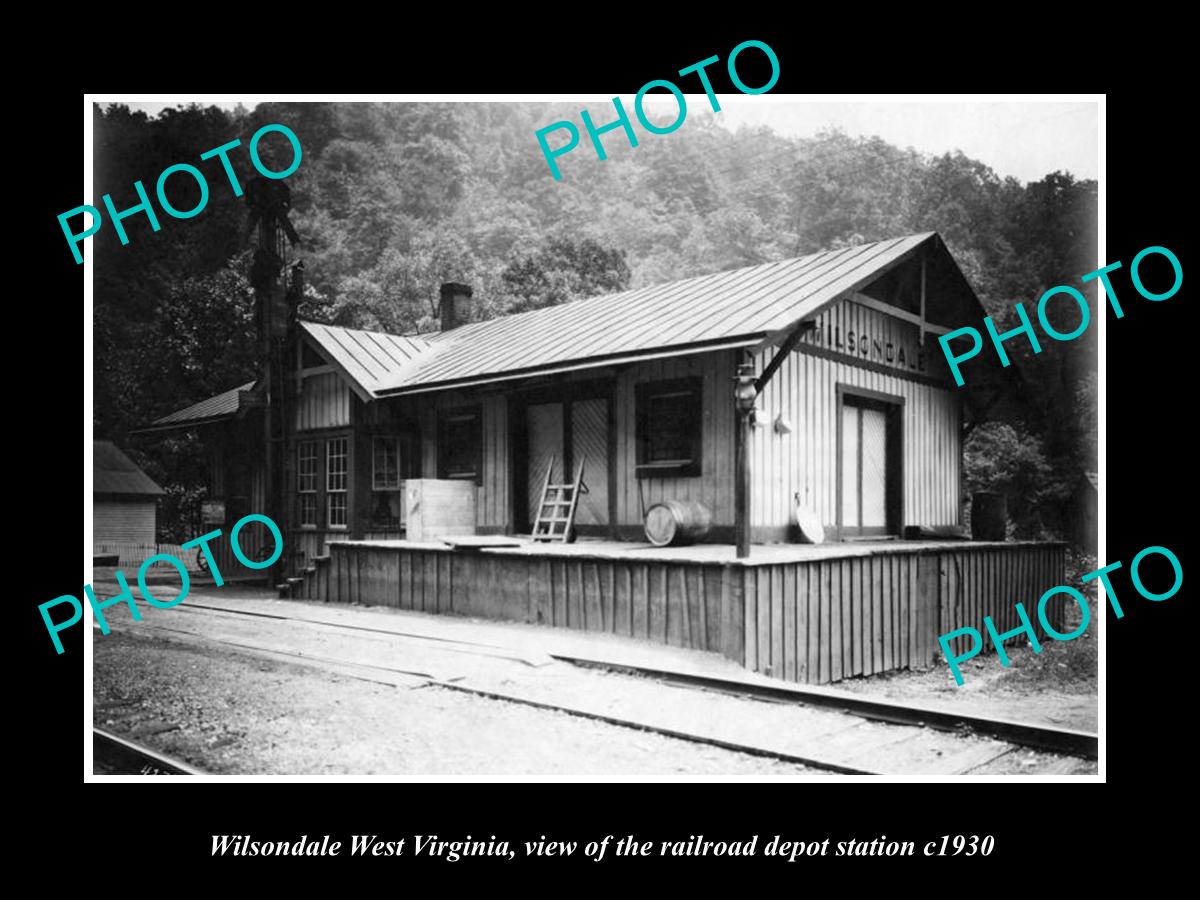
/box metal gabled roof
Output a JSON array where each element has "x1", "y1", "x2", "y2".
[
  {"x1": 298, "y1": 322, "x2": 433, "y2": 399},
  {"x1": 94, "y1": 440, "x2": 164, "y2": 496},
  {"x1": 416, "y1": 232, "x2": 935, "y2": 386},
  {"x1": 303, "y1": 232, "x2": 947, "y2": 398},
  {"x1": 149, "y1": 232, "x2": 980, "y2": 424},
  {"x1": 144, "y1": 381, "x2": 256, "y2": 430}
]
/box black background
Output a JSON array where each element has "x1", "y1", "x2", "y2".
[{"x1": 18, "y1": 21, "x2": 1189, "y2": 883}]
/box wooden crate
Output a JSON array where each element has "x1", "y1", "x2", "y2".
[{"x1": 405, "y1": 479, "x2": 477, "y2": 542}]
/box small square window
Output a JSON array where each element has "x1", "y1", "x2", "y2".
[
  {"x1": 326, "y1": 438, "x2": 348, "y2": 492},
  {"x1": 370, "y1": 491, "x2": 402, "y2": 529},
  {"x1": 328, "y1": 492, "x2": 347, "y2": 528},
  {"x1": 297, "y1": 441, "x2": 317, "y2": 493},
  {"x1": 297, "y1": 441, "x2": 318, "y2": 528},
  {"x1": 438, "y1": 407, "x2": 481, "y2": 483},
  {"x1": 373, "y1": 437, "x2": 401, "y2": 490},
  {"x1": 326, "y1": 437, "x2": 348, "y2": 528},
  {"x1": 299, "y1": 493, "x2": 317, "y2": 527},
  {"x1": 636, "y1": 378, "x2": 703, "y2": 478}
]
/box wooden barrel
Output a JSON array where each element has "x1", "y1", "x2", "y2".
[
  {"x1": 644, "y1": 500, "x2": 712, "y2": 546},
  {"x1": 971, "y1": 491, "x2": 1008, "y2": 541}
]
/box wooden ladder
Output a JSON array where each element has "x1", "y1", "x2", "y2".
[{"x1": 531, "y1": 455, "x2": 586, "y2": 543}]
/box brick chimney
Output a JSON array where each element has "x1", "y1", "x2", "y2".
[{"x1": 438, "y1": 282, "x2": 473, "y2": 331}]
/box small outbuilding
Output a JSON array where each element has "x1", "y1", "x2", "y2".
[
  {"x1": 1071, "y1": 472, "x2": 1098, "y2": 553},
  {"x1": 94, "y1": 440, "x2": 164, "y2": 550}
]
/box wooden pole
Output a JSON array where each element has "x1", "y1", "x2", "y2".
[
  {"x1": 919, "y1": 255, "x2": 927, "y2": 346},
  {"x1": 259, "y1": 278, "x2": 276, "y2": 587},
  {"x1": 255, "y1": 216, "x2": 283, "y2": 588},
  {"x1": 735, "y1": 408, "x2": 751, "y2": 559}
]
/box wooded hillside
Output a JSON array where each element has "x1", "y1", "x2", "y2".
[{"x1": 91, "y1": 101, "x2": 1097, "y2": 541}]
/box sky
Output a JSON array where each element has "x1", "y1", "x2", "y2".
[
  {"x1": 118, "y1": 97, "x2": 1099, "y2": 186},
  {"x1": 713, "y1": 98, "x2": 1098, "y2": 184}
]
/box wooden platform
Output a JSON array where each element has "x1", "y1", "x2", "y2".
[
  {"x1": 297, "y1": 537, "x2": 1067, "y2": 687},
  {"x1": 329, "y1": 535, "x2": 1031, "y2": 566}
]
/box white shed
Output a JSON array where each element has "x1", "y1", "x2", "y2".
[{"x1": 94, "y1": 441, "x2": 164, "y2": 549}]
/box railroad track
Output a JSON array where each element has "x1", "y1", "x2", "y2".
[
  {"x1": 551, "y1": 655, "x2": 1097, "y2": 760},
  {"x1": 93, "y1": 727, "x2": 204, "y2": 775},
  {"x1": 96, "y1": 602, "x2": 1097, "y2": 776}
]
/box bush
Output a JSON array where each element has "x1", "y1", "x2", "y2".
[{"x1": 963, "y1": 422, "x2": 1070, "y2": 539}]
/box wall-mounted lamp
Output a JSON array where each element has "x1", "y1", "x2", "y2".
[{"x1": 734, "y1": 362, "x2": 758, "y2": 415}]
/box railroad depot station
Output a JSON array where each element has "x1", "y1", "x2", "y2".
[{"x1": 139, "y1": 231, "x2": 1066, "y2": 687}]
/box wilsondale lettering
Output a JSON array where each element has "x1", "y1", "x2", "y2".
[{"x1": 212, "y1": 835, "x2": 342, "y2": 856}]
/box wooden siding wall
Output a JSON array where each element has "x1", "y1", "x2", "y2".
[
  {"x1": 366, "y1": 315, "x2": 954, "y2": 538},
  {"x1": 204, "y1": 424, "x2": 273, "y2": 578},
  {"x1": 408, "y1": 353, "x2": 736, "y2": 533},
  {"x1": 209, "y1": 456, "x2": 270, "y2": 576},
  {"x1": 740, "y1": 545, "x2": 1066, "y2": 682},
  {"x1": 224, "y1": 453, "x2": 271, "y2": 573},
  {"x1": 94, "y1": 500, "x2": 157, "y2": 545},
  {"x1": 936, "y1": 546, "x2": 1069, "y2": 659},
  {"x1": 291, "y1": 530, "x2": 330, "y2": 570},
  {"x1": 613, "y1": 351, "x2": 736, "y2": 526},
  {"x1": 207, "y1": 443, "x2": 225, "y2": 497},
  {"x1": 301, "y1": 542, "x2": 1067, "y2": 685},
  {"x1": 751, "y1": 300, "x2": 961, "y2": 531},
  {"x1": 799, "y1": 297, "x2": 951, "y2": 380},
  {"x1": 306, "y1": 544, "x2": 737, "y2": 656},
  {"x1": 251, "y1": 458, "x2": 266, "y2": 522},
  {"x1": 289, "y1": 528, "x2": 405, "y2": 570},
  {"x1": 293, "y1": 371, "x2": 351, "y2": 431},
  {"x1": 287, "y1": 373, "x2": 364, "y2": 569}
]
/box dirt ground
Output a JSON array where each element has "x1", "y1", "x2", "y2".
[
  {"x1": 94, "y1": 630, "x2": 822, "y2": 776},
  {"x1": 835, "y1": 604, "x2": 1098, "y2": 732},
  {"x1": 88, "y1": 576, "x2": 1096, "y2": 774}
]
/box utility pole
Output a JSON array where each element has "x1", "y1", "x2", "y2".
[{"x1": 246, "y1": 176, "x2": 300, "y2": 585}]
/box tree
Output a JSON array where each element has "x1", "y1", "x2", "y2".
[
  {"x1": 500, "y1": 237, "x2": 631, "y2": 313},
  {"x1": 92, "y1": 101, "x2": 1097, "y2": 543},
  {"x1": 963, "y1": 422, "x2": 1070, "y2": 538}
]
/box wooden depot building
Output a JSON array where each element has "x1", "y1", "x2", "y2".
[{"x1": 142, "y1": 232, "x2": 1065, "y2": 685}]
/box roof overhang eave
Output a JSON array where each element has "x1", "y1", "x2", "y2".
[
  {"x1": 298, "y1": 325, "x2": 378, "y2": 403},
  {"x1": 129, "y1": 413, "x2": 240, "y2": 436},
  {"x1": 373, "y1": 334, "x2": 768, "y2": 398}
]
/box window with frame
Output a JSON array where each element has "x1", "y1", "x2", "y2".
[
  {"x1": 635, "y1": 377, "x2": 703, "y2": 478},
  {"x1": 371, "y1": 436, "x2": 403, "y2": 528},
  {"x1": 297, "y1": 440, "x2": 318, "y2": 527},
  {"x1": 438, "y1": 407, "x2": 481, "y2": 483},
  {"x1": 326, "y1": 437, "x2": 348, "y2": 528}
]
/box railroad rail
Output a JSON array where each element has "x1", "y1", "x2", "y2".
[
  {"x1": 551, "y1": 654, "x2": 1098, "y2": 759},
  {"x1": 93, "y1": 727, "x2": 204, "y2": 775},
  {"x1": 96, "y1": 602, "x2": 1097, "y2": 776},
  {"x1": 97, "y1": 629, "x2": 877, "y2": 774},
  {"x1": 171, "y1": 601, "x2": 1097, "y2": 759}
]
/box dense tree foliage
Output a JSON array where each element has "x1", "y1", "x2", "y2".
[
  {"x1": 90, "y1": 102, "x2": 1096, "y2": 541},
  {"x1": 502, "y1": 238, "x2": 631, "y2": 313}
]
